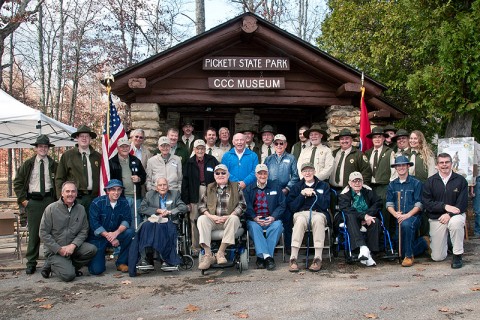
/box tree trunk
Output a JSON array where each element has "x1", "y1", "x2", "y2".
[
  {"x1": 195, "y1": 0, "x2": 205, "y2": 35},
  {"x1": 55, "y1": 0, "x2": 65, "y2": 121},
  {"x1": 445, "y1": 112, "x2": 473, "y2": 138},
  {"x1": 38, "y1": 5, "x2": 46, "y2": 113}
]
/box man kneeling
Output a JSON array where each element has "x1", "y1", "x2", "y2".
[
  {"x1": 244, "y1": 164, "x2": 285, "y2": 270},
  {"x1": 288, "y1": 163, "x2": 331, "y2": 272},
  {"x1": 197, "y1": 164, "x2": 247, "y2": 270},
  {"x1": 338, "y1": 172, "x2": 382, "y2": 267}
]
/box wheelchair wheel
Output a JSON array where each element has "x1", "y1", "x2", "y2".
[
  {"x1": 180, "y1": 255, "x2": 194, "y2": 270},
  {"x1": 240, "y1": 249, "x2": 249, "y2": 271}
]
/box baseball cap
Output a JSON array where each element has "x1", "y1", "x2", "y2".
[
  {"x1": 255, "y1": 164, "x2": 269, "y2": 173},
  {"x1": 349, "y1": 171, "x2": 363, "y2": 181}
]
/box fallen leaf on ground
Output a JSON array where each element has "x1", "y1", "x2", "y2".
[
  {"x1": 185, "y1": 304, "x2": 200, "y2": 312},
  {"x1": 431, "y1": 288, "x2": 438, "y2": 292},
  {"x1": 39, "y1": 304, "x2": 53, "y2": 309},
  {"x1": 470, "y1": 287, "x2": 480, "y2": 291},
  {"x1": 121, "y1": 280, "x2": 131, "y2": 285},
  {"x1": 33, "y1": 297, "x2": 47, "y2": 302},
  {"x1": 412, "y1": 274, "x2": 424, "y2": 277},
  {"x1": 364, "y1": 313, "x2": 377, "y2": 319},
  {"x1": 206, "y1": 279, "x2": 215, "y2": 283},
  {"x1": 389, "y1": 284, "x2": 400, "y2": 287},
  {"x1": 113, "y1": 273, "x2": 124, "y2": 278},
  {"x1": 439, "y1": 307, "x2": 451, "y2": 312},
  {"x1": 350, "y1": 275, "x2": 358, "y2": 279},
  {"x1": 228, "y1": 292, "x2": 240, "y2": 295},
  {"x1": 92, "y1": 304, "x2": 105, "y2": 308},
  {"x1": 380, "y1": 306, "x2": 393, "y2": 310},
  {"x1": 357, "y1": 287, "x2": 368, "y2": 291},
  {"x1": 17, "y1": 305, "x2": 27, "y2": 309},
  {"x1": 120, "y1": 295, "x2": 130, "y2": 299},
  {"x1": 234, "y1": 310, "x2": 249, "y2": 318}
]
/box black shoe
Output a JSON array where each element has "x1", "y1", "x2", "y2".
[
  {"x1": 451, "y1": 254, "x2": 463, "y2": 269},
  {"x1": 41, "y1": 266, "x2": 51, "y2": 279},
  {"x1": 265, "y1": 257, "x2": 276, "y2": 270},
  {"x1": 256, "y1": 257, "x2": 265, "y2": 269},
  {"x1": 25, "y1": 266, "x2": 36, "y2": 275}
]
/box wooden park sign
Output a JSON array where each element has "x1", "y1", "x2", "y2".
[{"x1": 203, "y1": 57, "x2": 290, "y2": 71}]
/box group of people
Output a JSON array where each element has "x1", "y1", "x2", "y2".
[{"x1": 13, "y1": 121, "x2": 471, "y2": 281}]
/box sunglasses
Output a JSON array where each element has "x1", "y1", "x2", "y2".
[
  {"x1": 274, "y1": 142, "x2": 285, "y2": 146},
  {"x1": 134, "y1": 136, "x2": 144, "y2": 139},
  {"x1": 215, "y1": 171, "x2": 227, "y2": 175}
]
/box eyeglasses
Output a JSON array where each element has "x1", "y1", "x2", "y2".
[
  {"x1": 438, "y1": 161, "x2": 451, "y2": 165},
  {"x1": 215, "y1": 171, "x2": 227, "y2": 175},
  {"x1": 134, "y1": 136, "x2": 144, "y2": 139},
  {"x1": 274, "y1": 142, "x2": 285, "y2": 146},
  {"x1": 302, "y1": 169, "x2": 315, "y2": 173},
  {"x1": 351, "y1": 179, "x2": 363, "y2": 184}
]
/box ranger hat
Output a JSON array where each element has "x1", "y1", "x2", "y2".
[
  {"x1": 383, "y1": 124, "x2": 398, "y2": 133},
  {"x1": 334, "y1": 128, "x2": 358, "y2": 141},
  {"x1": 391, "y1": 155, "x2": 414, "y2": 168},
  {"x1": 239, "y1": 128, "x2": 257, "y2": 135},
  {"x1": 31, "y1": 134, "x2": 54, "y2": 147},
  {"x1": 104, "y1": 179, "x2": 124, "y2": 191},
  {"x1": 71, "y1": 125, "x2": 97, "y2": 139},
  {"x1": 259, "y1": 125, "x2": 276, "y2": 135},
  {"x1": 303, "y1": 124, "x2": 328, "y2": 139},
  {"x1": 366, "y1": 127, "x2": 389, "y2": 139},
  {"x1": 391, "y1": 129, "x2": 409, "y2": 142}
]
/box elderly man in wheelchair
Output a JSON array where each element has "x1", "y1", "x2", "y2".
[
  {"x1": 338, "y1": 171, "x2": 383, "y2": 267},
  {"x1": 197, "y1": 164, "x2": 247, "y2": 270},
  {"x1": 128, "y1": 177, "x2": 188, "y2": 275}
]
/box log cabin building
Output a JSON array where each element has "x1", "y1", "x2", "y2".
[{"x1": 110, "y1": 13, "x2": 406, "y2": 149}]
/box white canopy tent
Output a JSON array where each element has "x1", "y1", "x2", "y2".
[{"x1": 0, "y1": 89, "x2": 77, "y2": 148}]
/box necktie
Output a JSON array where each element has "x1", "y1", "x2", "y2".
[
  {"x1": 302, "y1": 144, "x2": 306, "y2": 149},
  {"x1": 82, "y1": 152, "x2": 88, "y2": 183},
  {"x1": 309, "y1": 146, "x2": 317, "y2": 164},
  {"x1": 268, "y1": 145, "x2": 272, "y2": 156},
  {"x1": 335, "y1": 151, "x2": 345, "y2": 184},
  {"x1": 373, "y1": 150, "x2": 379, "y2": 176},
  {"x1": 208, "y1": 148, "x2": 212, "y2": 155},
  {"x1": 185, "y1": 138, "x2": 189, "y2": 149},
  {"x1": 40, "y1": 159, "x2": 45, "y2": 195}
]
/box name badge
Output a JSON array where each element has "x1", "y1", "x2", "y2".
[
  {"x1": 206, "y1": 167, "x2": 214, "y2": 172},
  {"x1": 269, "y1": 191, "x2": 277, "y2": 195},
  {"x1": 316, "y1": 189, "x2": 324, "y2": 194},
  {"x1": 166, "y1": 200, "x2": 173, "y2": 204},
  {"x1": 170, "y1": 162, "x2": 177, "y2": 167},
  {"x1": 283, "y1": 159, "x2": 291, "y2": 163}
]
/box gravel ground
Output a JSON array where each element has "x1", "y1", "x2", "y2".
[{"x1": 1, "y1": 239, "x2": 479, "y2": 320}]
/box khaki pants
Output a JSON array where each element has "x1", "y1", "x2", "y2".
[
  {"x1": 197, "y1": 214, "x2": 241, "y2": 247},
  {"x1": 429, "y1": 214, "x2": 465, "y2": 261},
  {"x1": 291, "y1": 211, "x2": 326, "y2": 250},
  {"x1": 189, "y1": 185, "x2": 206, "y2": 250}
]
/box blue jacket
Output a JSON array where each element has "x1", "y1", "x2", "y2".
[
  {"x1": 386, "y1": 175, "x2": 423, "y2": 214},
  {"x1": 88, "y1": 195, "x2": 132, "y2": 239},
  {"x1": 288, "y1": 177, "x2": 331, "y2": 225},
  {"x1": 264, "y1": 152, "x2": 299, "y2": 190},
  {"x1": 221, "y1": 148, "x2": 259, "y2": 186},
  {"x1": 244, "y1": 181, "x2": 286, "y2": 221}
]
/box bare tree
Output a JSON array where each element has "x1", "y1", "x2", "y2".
[{"x1": 196, "y1": 0, "x2": 205, "y2": 34}]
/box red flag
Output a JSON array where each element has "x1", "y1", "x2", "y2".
[
  {"x1": 99, "y1": 91, "x2": 127, "y2": 195},
  {"x1": 359, "y1": 87, "x2": 373, "y2": 152}
]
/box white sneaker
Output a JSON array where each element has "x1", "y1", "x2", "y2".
[
  {"x1": 360, "y1": 254, "x2": 376, "y2": 267},
  {"x1": 358, "y1": 246, "x2": 370, "y2": 261}
]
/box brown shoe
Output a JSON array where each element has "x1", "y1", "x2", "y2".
[
  {"x1": 198, "y1": 253, "x2": 216, "y2": 270},
  {"x1": 308, "y1": 258, "x2": 322, "y2": 272},
  {"x1": 116, "y1": 264, "x2": 128, "y2": 272},
  {"x1": 216, "y1": 251, "x2": 228, "y2": 264},
  {"x1": 289, "y1": 258, "x2": 299, "y2": 272},
  {"x1": 402, "y1": 257, "x2": 414, "y2": 267}
]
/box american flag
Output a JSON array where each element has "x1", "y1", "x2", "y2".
[{"x1": 99, "y1": 92, "x2": 127, "y2": 195}]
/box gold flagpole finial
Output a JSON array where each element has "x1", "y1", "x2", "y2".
[{"x1": 104, "y1": 72, "x2": 115, "y2": 91}]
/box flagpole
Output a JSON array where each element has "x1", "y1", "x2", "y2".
[{"x1": 105, "y1": 73, "x2": 114, "y2": 152}]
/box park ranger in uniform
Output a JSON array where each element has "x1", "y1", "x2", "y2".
[{"x1": 14, "y1": 134, "x2": 57, "y2": 275}]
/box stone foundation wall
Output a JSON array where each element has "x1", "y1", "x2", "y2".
[
  {"x1": 235, "y1": 108, "x2": 260, "y2": 133},
  {"x1": 131, "y1": 103, "x2": 161, "y2": 149},
  {"x1": 325, "y1": 105, "x2": 360, "y2": 149}
]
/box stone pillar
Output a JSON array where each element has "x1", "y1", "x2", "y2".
[
  {"x1": 235, "y1": 108, "x2": 260, "y2": 133},
  {"x1": 325, "y1": 105, "x2": 360, "y2": 148},
  {"x1": 131, "y1": 103, "x2": 161, "y2": 149}
]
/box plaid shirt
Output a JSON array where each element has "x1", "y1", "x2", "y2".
[{"x1": 198, "y1": 183, "x2": 246, "y2": 216}]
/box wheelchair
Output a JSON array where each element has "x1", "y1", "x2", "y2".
[
  {"x1": 334, "y1": 210, "x2": 399, "y2": 264},
  {"x1": 129, "y1": 212, "x2": 194, "y2": 276},
  {"x1": 198, "y1": 221, "x2": 249, "y2": 275}
]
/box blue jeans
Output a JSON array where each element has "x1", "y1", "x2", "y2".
[
  {"x1": 247, "y1": 220, "x2": 284, "y2": 258},
  {"x1": 395, "y1": 214, "x2": 427, "y2": 258},
  {"x1": 88, "y1": 228, "x2": 134, "y2": 275},
  {"x1": 474, "y1": 176, "x2": 480, "y2": 235}
]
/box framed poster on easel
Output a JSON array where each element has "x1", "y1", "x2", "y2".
[{"x1": 437, "y1": 137, "x2": 475, "y2": 185}]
